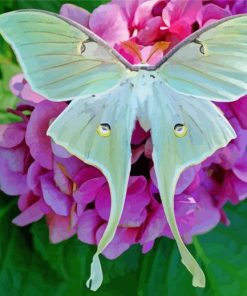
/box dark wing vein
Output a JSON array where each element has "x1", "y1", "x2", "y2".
[
  {"x1": 54, "y1": 76, "x2": 118, "y2": 98},
  {"x1": 40, "y1": 63, "x2": 104, "y2": 87},
  {"x1": 29, "y1": 59, "x2": 87, "y2": 73},
  {"x1": 22, "y1": 30, "x2": 82, "y2": 40},
  {"x1": 20, "y1": 41, "x2": 79, "y2": 46},
  {"x1": 17, "y1": 20, "x2": 59, "y2": 25},
  {"x1": 166, "y1": 75, "x2": 223, "y2": 97},
  {"x1": 178, "y1": 62, "x2": 246, "y2": 89}
]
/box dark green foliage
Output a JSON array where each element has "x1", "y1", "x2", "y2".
[{"x1": 0, "y1": 193, "x2": 247, "y2": 296}]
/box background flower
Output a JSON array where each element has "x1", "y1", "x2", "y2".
[
  {"x1": 0, "y1": 1, "x2": 247, "y2": 295},
  {"x1": 2, "y1": 0, "x2": 247, "y2": 258}
]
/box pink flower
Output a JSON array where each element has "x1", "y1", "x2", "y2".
[
  {"x1": 60, "y1": 3, "x2": 90, "y2": 27},
  {"x1": 0, "y1": 121, "x2": 30, "y2": 195},
  {"x1": 205, "y1": 0, "x2": 247, "y2": 14},
  {"x1": 201, "y1": 98, "x2": 247, "y2": 209},
  {"x1": 1, "y1": 0, "x2": 247, "y2": 261},
  {"x1": 10, "y1": 73, "x2": 45, "y2": 104},
  {"x1": 197, "y1": 3, "x2": 231, "y2": 27}
]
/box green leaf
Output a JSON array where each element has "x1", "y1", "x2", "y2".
[
  {"x1": 137, "y1": 201, "x2": 247, "y2": 296},
  {"x1": 0, "y1": 195, "x2": 247, "y2": 296},
  {"x1": 0, "y1": 195, "x2": 63, "y2": 296},
  {"x1": 0, "y1": 54, "x2": 21, "y2": 123},
  {"x1": 193, "y1": 201, "x2": 247, "y2": 296},
  {"x1": 31, "y1": 219, "x2": 141, "y2": 296},
  {"x1": 15, "y1": 0, "x2": 110, "y2": 13},
  {"x1": 138, "y1": 238, "x2": 196, "y2": 296}
]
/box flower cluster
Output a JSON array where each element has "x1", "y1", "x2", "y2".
[{"x1": 1, "y1": 0, "x2": 247, "y2": 258}]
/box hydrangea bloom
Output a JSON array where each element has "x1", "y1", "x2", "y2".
[{"x1": 1, "y1": 0, "x2": 247, "y2": 259}]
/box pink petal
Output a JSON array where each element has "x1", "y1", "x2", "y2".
[
  {"x1": 127, "y1": 176, "x2": 147, "y2": 194},
  {"x1": 218, "y1": 172, "x2": 241, "y2": 206},
  {"x1": 140, "y1": 205, "x2": 167, "y2": 244},
  {"x1": 26, "y1": 100, "x2": 66, "y2": 169},
  {"x1": 13, "y1": 198, "x2": 50, "y2": 226},
  {"x1": 0, "y1": 146, "x2": 29, "y2": 172},
  {"x1": 55, "y1": 156, "x2": 85, "y2": 180},
  {"x1": 231, "y1": 96, "x2": 247, "y2": 129},
  {"x1": 163, "y1": 0, "x2": 202, "y2": 26},
  {"x1": 47, "y1": 213, "x2": 76, "y2": 243},
  {"x1": 176, "y1": 166, "x2": 200, "y2": 195},
  {"x1": 73, "y1": 176, "x2": 106, "y2": 204},
  {"x1": 9, "y1": 73, "x2": 25, "y2": 97},
  {"x1": 0, "y1": 124, "x2": 25, "y2": 148},
  {"x1": 95, "y1": 177, "x2": 150, "y2": 227},
  {"x1": 142, "y1": 240, "x2": 155, "y2": 253},
  {"x1": 27, "y1": 161, "x2": 46, "y2": 196},
  {"x1": 0, "y1": 158, "x2": 28, "y2": 195},
  {"x1": 112, "y1": 0, "x2": 146, "y2": 26},
  {"x1": 131, "y1": 121, "x2": 149, "y2": 145},
  {"x1": 134, "y1": 0, "x2": 161, "y2": 28},
  {"x1": 18, "y1": 191, "x2": 39, "y2": 211},
  {"x1": 144, "y1": 137, "x2": 152, "y2": 158},
  {"x1": 164, "y1": 196, "x2": 197, "y2": 241},
  {"x1": 184, "y1": 172, "x2": 201, "y2": 194},
  {"x1": 74, "y1": 166, "x2": 102, "y2": 187},
  {"x1": 168, "y1": 20, "x2": 192, "y2": 40},
  {"x1": 152, "y1": 0, "x2": 169, "y2": 16},
  {"x1": 174, "y1": 194, "x2": 197, "y2": 217},
  {"x1": 208, "y1": 0, "x2": 229, "y2": 9},
  {"x1": 231, "y1": 174, "x2": 247, "y2": 201},
  {"x1": 219, "y1": 208, "x2": 230, "y2": 226},
  {"x1": 187, "y1": 187, "x2": 221, "y2": 237},
  {"x1": 51, "y1": 141, "x2": 71, "y2": 158},
  {"x1": 10, "y1": 73, "x2": 45, "y2": 103},
  {"x1": 60, "y1": 4, "x2": 90, "y2": 27},
  {"x1": 77, "y1": 209, "x2": 102, "y2": 244},
  {"x1": 76, "y1": 202, "x2": 87, "y2": 217},
  {"x1": 197, "y1": 4, "x2": 231, "y2": 27},
  {"x1": 53, "y1": 162, "x2": 73, "y2": 195},
  {"x1": 137, "y1": 16, "x2": 164, "y2": 45},
  {"x1": 131, "y1": 144, "x2": 144, "y2": 164},
  {"x1": 231, "y1": 0, "x2": 247, "y2": 14},
  {"x1": 115, "y1": 42, "x2": 143, "y2": 65},
  {"x1": 141, "y1": 44, "x2": 164, "y2": 65},
  {"x1": 21, "y1": 83, "x2": 45, "y2": 103},
  {"x1": 233, "y1": 153, "x2": 247, "y2": 182},
  {"x1": 96, "y1": 224, "x2": 138, "y2": 259},
  {"x1": 41, "y1": 173, "x2": 72, "y2": 216},
  {"x1": 119, "y1": 188, "x2": 150, "y2": 227},
  {"x1": 89, "y1": 4, "x2": 129, "y2": 46}
]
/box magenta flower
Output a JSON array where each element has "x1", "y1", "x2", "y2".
[{"x1": 1, "y1": 0, "x2": 247, "y2": 262}]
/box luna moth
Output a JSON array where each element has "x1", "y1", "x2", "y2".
[{"x1": 0, "y1": 9, "x2": 247, "y2": 291}]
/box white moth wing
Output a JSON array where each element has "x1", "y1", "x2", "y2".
[
  {"x1": 137, "y1": 76, "x2": 236, "y2": 288},
  {"x1": 47, "y1": 82, "x2": 137, "y2": 291},
  {"x1": 0, "y1": 10, "x2": 133, "y2": 101},
  {"x1": 157, "y1": 14, "x2": 247, "y2": 101}
]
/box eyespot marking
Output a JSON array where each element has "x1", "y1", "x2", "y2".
[
  {"x1": 193, "y1": 39, "x2": 208, "y2": 55},
  {"x1": 80, "y1": 38, "x2": 92, "y2": 54},
  {"x1": 97, "y1": 123, "x2": 111, "y2": 137},
  {"x1": 174, "y1": 123, "x2": 188, "y2": 138},
  {"x1": 80, "y1": 43, "x2": 86, "y2": 54}
]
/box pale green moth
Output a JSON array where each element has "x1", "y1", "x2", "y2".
[{"x1": 1, "y1": 9, "x2": 247, "y2": 291}]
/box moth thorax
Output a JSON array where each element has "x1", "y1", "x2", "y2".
[
  {"x1": 174, "y1": 123, "x2": 188, "y2": 138},
  {"x1": 97, "y1": 123, "x2": 111, "y2": 137}
]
